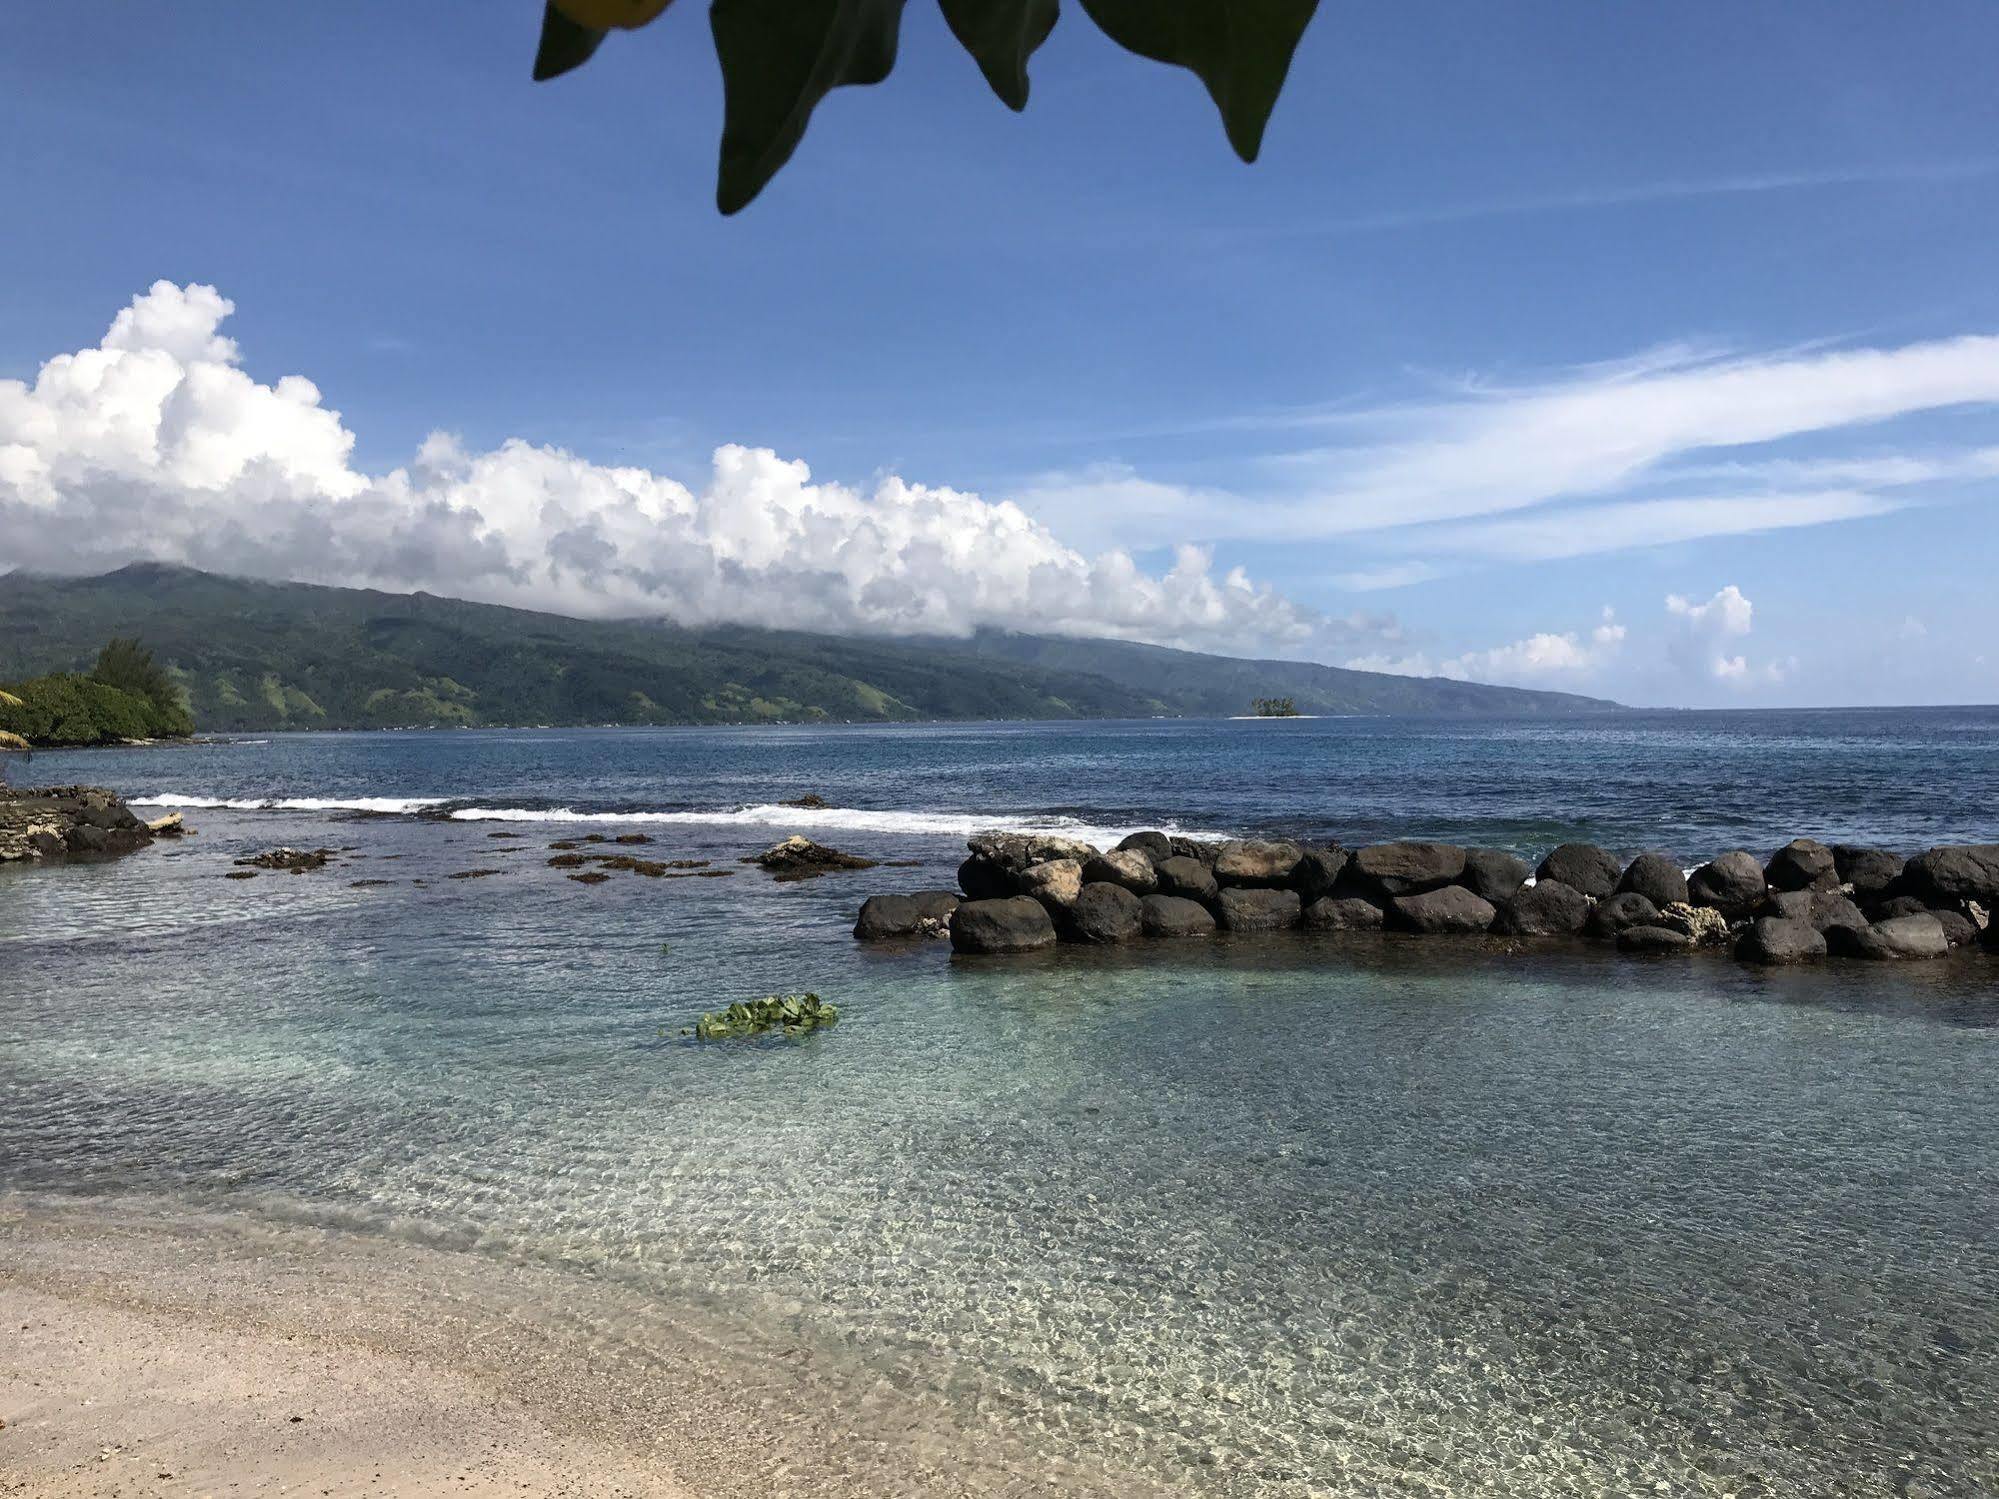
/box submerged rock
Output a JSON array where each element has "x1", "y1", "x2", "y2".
[
  {"x1": 1217, "y1": 887, "x2": 1302, "y2": 932},
  {"x1": 1140, "y1": 893, "x2": 1216, "y2": 939},
  {"x1": 950, "y1": 896, "x2": 1057, "y2": 954},
  {"x1": 1492, "y1": 880, "x2": 1591, "y2": 937},
  {"x1": 1736, "y1": 916, "x2": 1827, "y2": 964},
  {"x1": 751, "y1": 835, "x2": 878, "y2": 880},
  {"x1": 1067, "y1": 882, "x2": 1144, "y2": 944},
  {"x1": 1535, "y1": 843, "x2": 1621, "y2": 900},
  {"x1": 1302, "y1": 895, "x2": 1384, "y2": 931},
  {"x1": 1386, "y1": 885, "x2": 1495, "y2": 934},
  {"x1": 1617, "y1": 852, "x2": 1689, "y2": 910},
  {"x1": 237, "y1": 847, "x2": 337, "y2": 873},
  {"x1": 1153, "y1": 854, "x2": 1219, "y2": 904}
]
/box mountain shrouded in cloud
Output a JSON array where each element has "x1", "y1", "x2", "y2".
[{"x1": 0, "y1": 282, "x2": 1393, "y2": 661}]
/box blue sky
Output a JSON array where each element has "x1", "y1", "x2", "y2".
[{"x1": 3, "y1": 2, "x2": 1997, "y2": 706}]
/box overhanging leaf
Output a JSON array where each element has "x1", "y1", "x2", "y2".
[
  {"x1": 938, "y1": 0, "x2": 1061, "y2": 111},
  {"x1": 1078, "y1": 0, "x2": 1318, "y2": 161},
  {"x1": 532, "y1": 1, "x2": 607, "y2": 81},
  {"x1": 710, "y1": 0, "x2": 910, "y2": 214}
]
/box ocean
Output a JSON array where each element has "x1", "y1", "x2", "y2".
[{"x1": 4, "y1": 709, "x2": 1997, "y2": 1496}]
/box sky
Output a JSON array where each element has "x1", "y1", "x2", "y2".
[{"x1": 3, "y1": 2, "x2": 1997, "y2": 707}]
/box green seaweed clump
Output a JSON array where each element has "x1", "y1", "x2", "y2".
[{"x1": 692, "y1": 993, "x2": 839, "y2": 1041}]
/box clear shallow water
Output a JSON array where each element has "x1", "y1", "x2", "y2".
[{"x1": 4, "y1": 713, "x2": 1999, "y2": 1496}]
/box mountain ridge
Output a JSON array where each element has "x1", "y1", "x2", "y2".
[{"x1": 0, "y1": 565, "x2": 1624, "y2": 730}]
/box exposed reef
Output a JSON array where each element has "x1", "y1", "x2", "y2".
[{"x1": 0, "y1": 784, "x2": 185, "y2": 862}]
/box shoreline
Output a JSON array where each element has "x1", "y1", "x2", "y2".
[{"x1": 0, "y1": 1196, "x2": 1169, "y2": 1499}]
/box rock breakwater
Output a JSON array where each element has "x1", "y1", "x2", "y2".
[{"x1": 0, "y1": 784, "x2": 183, "y2": 863}]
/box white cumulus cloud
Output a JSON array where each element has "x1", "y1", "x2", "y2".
[
  {"x1": 0, "y1": 282, "x2": 1396, "y2": 660},
  {"x1": 1665, "y1": 584, "x2": 1786, "y2": 684}
]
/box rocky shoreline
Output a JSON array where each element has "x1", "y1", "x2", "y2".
[
  {"x1": 0, "y1": 784, "x2": 184, "y2": 862},
  {"x1": 856, "y1": 831, "x2": 1999, "y2": 966}
]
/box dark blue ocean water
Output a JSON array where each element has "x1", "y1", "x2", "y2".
[{"x1": 4, "y1": 710, "x2": 1997, "y2": 1497}]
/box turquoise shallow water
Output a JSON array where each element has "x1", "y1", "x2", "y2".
[{"x1": 4, "y1": 716, "x2": 1998, "y2": 1496}]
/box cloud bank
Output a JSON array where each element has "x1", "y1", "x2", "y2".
[{"x1": 0, "y1": 282, "x2": 1389, "y2": 660}]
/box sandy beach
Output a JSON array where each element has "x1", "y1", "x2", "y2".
[{"x1": 1, "y1": 1200, "x2": 1161, "y2": 1499}]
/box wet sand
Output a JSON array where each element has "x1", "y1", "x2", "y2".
[{"x1": 1, "y1": 1199, "x2": 1163, "y2": 1499}]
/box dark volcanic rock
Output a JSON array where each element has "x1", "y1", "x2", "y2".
[
  {"x1": 950, "y1": 896, "x2": 1057, "y2": 954},
  {"x1": 238, "y1": 847, "x2": 337, "y2": 873},
  {"x1": 1292, "y1": 846, "x2": 1351, "y2": 901},
  {"x1": 1826, "y1": 914, "x2": 1949, "y2": 961},
  {"x1": 1904, "y1": 845, "x2": 1999, "y2": 904},
  {"x1": 1618, "y1": 924, "x2": 1694, "y2": 954},
  {"x1": 2, "y1": 786, "x2": 167, "y2": 864},
  {"x1": 1302, "y1": 896, "x2": 1384, "y2": 931},
  {"x1": 1736, "y1": 916, "x2": 1827, "y2": 964},
  {"x1": 1386, "y1": 885, "x2": 1495, "y2": 934},
  {"x1": 1217, "y1": 887, "x2": 1302, "y2": 932},
  {"x1": 1762, "y1": 889, "x2": 1868, "y2": 934},
  {"x1": 1082, "y1": 849, "x2": 1158, "y2": 895},
  {"x1": 1688, "y1": 851, "x2": 1766, "y2": 912},
  {"x1": 1868, "y1": 894, "x2": 1930, "y2": 922},
  {"x1": 1617, "y1": 853, "x2": 1689, "y2": 910},
  {"x1": 1213, "y1": 839, "x2": 1303, "y2": 889},
  {"x1": 1351, "y1": 842, "x2": 1467, "y2": 897},
  {"x1": 1492, "y1": 879, "x2": 1592, "y2": 937},
  {"x1": 1116, "y1": 830, "x2": 1174, "y2": 863},
  {"x1": 958, "y1": 854, "x2": 1019, "y2": 901},
  {"x1": 1585, "y1": 891, "x2": 1660, "y2": 939},
  {"x1": 1932, "y1": 909, "x2": 1978, "y2": 948},
  {"x1": 1833, "y1": 845, "x2": 1906, "y2": 899},
  {"x1": 854, "y1": 891, "x2": 959, "y2": 941},
  {"x1": 1459, "y1": 848, "x2": 1530, "y2": 904},
  {"x1": 1535, "y1": 843, "x2": 1621, "y2": 900},
  {"x1": 1167, "y1": 836, "x2": 1222, "y2": 866},
  {"x1": 1765, "y1": 838, "x2": 1838, "y2": 892},
  {"x1": 1152, "y1": 855, "x2": 1219, "y2": 904},
  {"x1": 1068, "y1": 883, "x2": 1144, "y2": 944},
  {"x1": 752, "y1": 836, "x2": 878, "y2": 881},
  {"x1": 1140, "y1": 894, "x2": 1217, "y2": 938}
]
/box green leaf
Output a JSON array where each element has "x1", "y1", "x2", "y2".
[
  {"x1": 711, "y1": 0, "x2": 910, "y2": 214},
  {"x1": 938, "y1": 0, "x2": 1060, "y2": 111},
  {"x1": 1078, "y1": 0, "x2": 1318, "y2": 161},
  {"x1": 532, "y1": 2, "x2": 607, "y2": 81}
]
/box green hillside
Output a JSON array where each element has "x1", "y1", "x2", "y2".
[{"x1": 0, "y1": 566, "x2": 1622, "y2": 730}]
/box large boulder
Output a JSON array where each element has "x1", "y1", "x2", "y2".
[
  {"x1": 1019, "y1": 859, "x2": 1084, "y2": 912},
  {"x1": 1217, "y1": 887, "x2": 1302, "y2": 932},
  {"x1": 1292, "y1": 846, "x2": 1351, "y2": 901},
  {"x1": 950, "y1": 897, "x2": 1057, "y2": 954},
  {"x1": 1168, "y1": 836, "x2": 1223, "y2": 867},
  {"x1": 1492, "y1": 879, "x2": 1592, "y2": 937},
  {"x1": 1214, "y1": 839, "x2": 1303, "y2": 888},
  {"x1": 1459, "y1": 848, "x2": 1530, "y2": 904},
  {"x1": 1904, "y1": 845, "x2": 1999, "y2": 905},
  {"x1": 1617, "y1": 853, "x2": 1689, "y2": 910},
  {"x1": 1833, "y1": 845, "x2": 1905, "y2": 899},
  {"x1": 1386, "y1": 885, "x2": 1495, "y2": 935},
  {"x1": 1140, "y1": 894, "x2": 1217, "y2": 939},
  {"x1": 1826, "y1": 914, "x2": 1949, "y2": 961},
  {"x1": 1735, "y1": 916, "x2": 1827, "y2": 965},
  {"x1": 1765, "y1": 838, "x2": 1838, "y2": 892},
  {"x1": 1868, "y1": 894, "x2": 1931, "y2": 922},
  {"x1": 1302, "y1": 896, "x2": 1385, "y2": 931},
  {"x1": 1115, "y1": 830, "x2": 1174, "y2": 862},
  {"x1": 1152, "y1": 855, "x2": 1219, "y2": 904},
  {"x1": 1585, "y1": 891, "x2": 1660, "y2": 940},
  {"x1": 1618, "y1": 925, "x2": 1693, "y2": 955},
  {"x1": 1688, "y1": 851, "x2": 1766, "y2": 913},
  {"x1": 1081, "y1": 849, "x2": 1158, "y2": 895},
  {"x1": 1067, "y1": 882, "x2": 1144, "y2": 944},
  {"x1": 1351, "y1": 842, "x2": 1467, "y2": 897},
  {"x1": 958, "y1": 854, "x2": 1020, "y2": 901},
  {"x1": 1762, "y1": 889, "x2": 1867, "y2": 935},
  {"x1": 853, "y1": 891, "x2": 959, "y2": 941},
  {"x1": 960, "y1": 831, "x2": 1101, "y2": 898},
  {"x1": 1931, "y1": 909, "x2": 1978, "y2": 948},
  {"x1": 1535, "y1": 843, "x2": 1621, "y2": 900}
]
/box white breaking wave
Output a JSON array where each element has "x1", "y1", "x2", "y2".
[
  {"x1": 123, "y1": 793, "x2": 1226, "y2": 846},
  {"x1": 128, "y1": 794, "x2": 447, "y2": 815}
]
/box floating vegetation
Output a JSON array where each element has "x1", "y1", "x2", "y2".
[{"x1": 690, "y1": 992, "x2": 839, "y2": 1041}]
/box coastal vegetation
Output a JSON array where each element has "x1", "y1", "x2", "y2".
[
  {"x1": 0, "y1": 566, "x2": 1621, "y2": 730},
  {"x1": 533, "y1": 0, "x2": 1319, "y2": 214},
  {"x1": 1251, "y1": 696, "x2": 1299, "y2": 717},
  {"x1": 0, "y1": 637, "x2": 193, "y2": 748}
]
